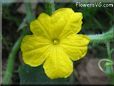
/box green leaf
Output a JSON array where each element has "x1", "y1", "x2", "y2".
[{"x1": 18, "y1": 64, "x2": 71, "y2": 85}]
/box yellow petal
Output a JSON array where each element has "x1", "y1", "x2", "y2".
[
  {"x1": 21, "y1": 35, "x2": 51, "y2": 67},
  {"x1": 43, "y1": 46, "x2": 73, "y2": 79},
  {"x1": 30, "y1": 13, "x2": 51, "y2": 39},
  {"x1": 52, "y1": 8, "x2": 74, "y2": 16},
  {"x1": 49, "y1": 14, "x2": 66, "y2": 39},
  {"x1": 30, "y1": 8, "x2": 82, "y2": 39},
  {"x1": 52, "y1": 8, "x2": 83, "y2": 39},
  {"x1": 61, "y1": 34, "x2": 90, "y2": 61},
  {"x1": 50, "y1": 8, "x2": 74, "y2": 39}
]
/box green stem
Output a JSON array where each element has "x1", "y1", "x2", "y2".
[
  {"x1": 88, "y1": 26, "x2": 114, "y2": 43},
  {"x1": 2, "y1": 2, "x2": 35, "y2": 84},
  {"x1": 24, "y1": 2, "x2": 35, "y2": 23},
  {"x1": 89, "y1": 26, "x2": 114, "y2": 75},
  {"x1": 111, "y1": 49, "x2": 114, "y2": 54},
  {"x1": 106, "y1": 42, "x2": 111, "y2": 59},
  {"x1": 2, "y1": 35, "x2": 24, "y2": 84},
  {"x1": 18, "y1": 2, "x2": 35, "y2": 31},
  {"x1": 44, "y1": 0, "x2": 55, "y2": 15}
]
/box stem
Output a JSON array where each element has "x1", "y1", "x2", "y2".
[
  {"x1": 24, "y1": 2, "x2": 35, "y2": 23},
  {"x1": 89, "y1": 26, "x2": 114, "y2": 75},
  {"x1": 44, "y1": 0, "x2": 55, "y2": 15},
  {"x1": 17, "y1": 16, "x2": 27, "y2": 31},
  {"x1": 111, "y1": 49, "x2": 114, "y2": 54},
  {"x1": 18, "y1": 2, "x2": 35, "y2": 31},
  {"x1": 105, "y1": 42, "x2": 113, "y2": 74},
  {"x1": 88, "y1": 26, "x2": 114, "y2": 43},
  {"x1": 106, "y1": 42, "x2": 111, "y2": 59},
  {"x1": 2, "y1": 2, "x2": 35, "y2": 84},
  {"x1": 2, "y1": 35, "x2": 24, "y2": 84}
]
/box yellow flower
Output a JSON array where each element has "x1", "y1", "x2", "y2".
[{"x1": 21, "y1": 8, "x2": 90, "y2": 79}]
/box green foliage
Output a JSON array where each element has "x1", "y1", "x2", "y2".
[{"x1": 18, "y1": 64, "x2": 70, "y2": 85}]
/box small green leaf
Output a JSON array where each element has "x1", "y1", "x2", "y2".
[{"x1": 18, "y1": 64, "x2": 71, "y2": 85}]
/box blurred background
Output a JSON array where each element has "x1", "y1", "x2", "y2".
[{"x1": 2, "y1": 2, "x2": 114, "y2": 85}]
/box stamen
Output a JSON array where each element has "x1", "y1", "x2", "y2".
[{"x1": 53, "y1": 39, "x2": 59, "y2": 45}]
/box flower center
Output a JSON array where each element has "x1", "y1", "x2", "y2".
[{"x1": 52, "y1": 39, "x2": 59, "y2": 45}]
